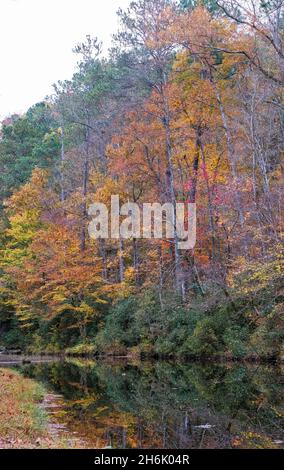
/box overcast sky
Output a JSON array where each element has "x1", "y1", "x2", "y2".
[{"x1": 0, "y1": 0, "x2": 130, "y2": 119}]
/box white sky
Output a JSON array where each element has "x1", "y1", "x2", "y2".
[{"x1": 0, "y1": 0, "x2": 131, "y2": 119}]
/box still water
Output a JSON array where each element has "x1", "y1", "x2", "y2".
[{"x1": 4, "y1": 358, "x2": 284, "y2": 448}]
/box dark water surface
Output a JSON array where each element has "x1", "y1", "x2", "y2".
[{"x1": 1, "y1": 357, "x2": 284, "y2": 449}]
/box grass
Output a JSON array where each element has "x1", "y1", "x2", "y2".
[
  {"x1": 0, "y1": 368, "x2": 89, "y2": 448},
  {"x1": 0, "y1": 368, "x2": 48, "y2": 447}
]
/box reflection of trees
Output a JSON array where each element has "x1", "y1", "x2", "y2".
[{"x1": 19, "y1": 361, "x2": 284, "y2": 449}]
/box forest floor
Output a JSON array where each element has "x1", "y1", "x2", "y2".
[{"x1": 0, "y1": 368, "x2": 85, "y2": 448}]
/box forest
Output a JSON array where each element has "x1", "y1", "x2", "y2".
[{"x1": 0, "y1": 0, "x2": 283, "y2": 361}]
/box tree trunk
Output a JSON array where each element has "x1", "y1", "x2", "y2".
[
  {"x1": 161, "y1": 85, "x2": 183, "y2": 297},
  {"x1": 80, "y1": 126, "x2": 90, "y2": 252}
]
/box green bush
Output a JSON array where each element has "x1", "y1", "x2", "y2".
[
  {"x1": 250, "y1": 304, "x2": 284, "y2": 358},
  {"x1": 222, "y1": 325, "x2": 250, "y2": 358},
  {"x1": 181, "y1": 317, "x2": 220, "y2": 356}
]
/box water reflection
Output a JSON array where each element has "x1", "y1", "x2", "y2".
[{"x1": 16, "y1": 359, "x2": 284, "y2": 449}]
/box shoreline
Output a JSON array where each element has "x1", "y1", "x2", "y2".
[
  {"x1": 0, "y1": 368, "x2": 50, "y2": 449},
  {"x1": 0, "y1": 368, "x2": 83, "y2": 449},
  {"x1": 0, "y1": 351, "x2": 283, "y2": 366}
]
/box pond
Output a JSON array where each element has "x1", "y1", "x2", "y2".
[{"x1": 1, "y1": 357, "x2": 284, "y2": 449}]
